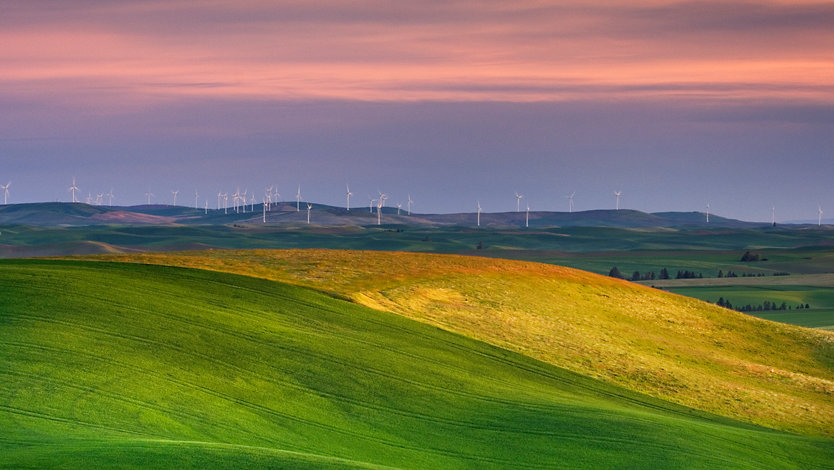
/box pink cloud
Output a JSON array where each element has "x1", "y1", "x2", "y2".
[{"x1": 1, "y1": 1, "x2": 832, "y2": 106}]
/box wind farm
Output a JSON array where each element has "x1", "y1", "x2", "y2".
[{"x1": 3, "y1": 1, "x2": 834, "y2": 468}]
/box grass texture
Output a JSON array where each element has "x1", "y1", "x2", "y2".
[{"x1": 81, "y1": 250, "x2": 834, "y2": 439}]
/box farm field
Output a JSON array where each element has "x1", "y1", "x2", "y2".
[
  {"x1": 78, "y1": 249, "x2": 834, "y2": 439},
  {"x1": 643, "y1": 275, "x2": 834, "y2": 331},
  {"x1": 4, "y1": 259, "x2": 833, "y2": 468}
]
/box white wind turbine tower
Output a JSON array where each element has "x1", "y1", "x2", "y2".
[
  {"x1": 567, "y1": 192, "x2": 575, "y2": 213},
  {"x1": 272, "y1": 187, "x2": 280, "y2": 210},
  {"x1": 95, "y1": 193, "x2": 103, "y2": 206},
  {"x1": 217, "y1": 191, "x2": 222, "y2": 210},
  {"x1": 819, "y1": 205, "x2": 824, "y2": 227},
  {"x1": 250, "y1": 194, "x2": 255, "y2": 213},
  {"x1": 306, "y1": 203, "x2": 313, "y2": 224},
  {"x1": 242, "y1": 189, "x2": 248, "y2": 213},
  {"x1": 0, "y1": 182, "x2": 10, "y2": 205},
  {"x1": 145, "y1": 189, "x2": 154, "y2": 205},
  {"x1": 705, "y1": 203, "x2": 710, "y2": 223},
  {"x1": 477, "y1": 201, "x2": 482, "y2": 227},
  {"x1": 265, "y1": 186, "x2": 272, "y2": 211},
  {"x1": 525, "y1": 203, "x2": 530, "y2": 228},
  {"x1": 204, "y1": 200, "x2": 208, "y2": 215},
  {"x1": 377, "y1": 193, "x2": 387, "y2": 225},
  {"x1": 614, "y1": 191, "x2": 623, "y2": 211},
  {"x1": 396, "y1": 203, "x2": 402, "y2": 215},
  {"x1": 407, "y1": 194, "x2": 413, "y2": 216},
  {"x1": 514, "y1": 192, "x2": 524, "y2": 212},
  {"x1": 262, "y1": 198, "x2": 267, "y2": 223},
  {"x1": 369, "y1": 196, "x2": 375, "y2": 213},
  {"x1": 296, "y1": 185, "x2": 301, "y2": 212},
  {"x1": 68, "y1": 177, "x2": 79, "y2": 203},
  {"x1": 171, "y1": 189, "x2": 179, "y2": 207},
  {"x1": 107, "y1": 189, "x2": 115, "y2": 207},
  {"x1": 346, "y1": 184, "x2": 352, "y2": 211},
  {"x1": 222, "y1": 193, "x2": 228, "y2": 214},
  {"x1": 771, "y1": 205, "x2": 776, "y2": 226},
  {"x1": 86, "y1": 192, "x2": 92, "y2": 205},
  {"x1": 195, "y1": 190, "x2": 199, "y2": 209},
  {"x1": 232, "y1": 188, "x2": 240, "y2": 213}
]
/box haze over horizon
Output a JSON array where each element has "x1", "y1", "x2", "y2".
[{"x1": 2, "y1": 1, "x2": 833, "y2": 222}]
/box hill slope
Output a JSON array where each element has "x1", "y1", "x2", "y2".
[
  {"x1": 2, "y1": 259, "x2": 833, "y2": 468},
  {"x1": 83, "y1": 250, "x2": 834, "y2": 438}
]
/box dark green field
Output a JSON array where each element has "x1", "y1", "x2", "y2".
[{"x1": 2, "y1": 260, "x2": 832, "y2": 469}]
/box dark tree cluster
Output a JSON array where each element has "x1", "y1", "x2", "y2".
[
  {"x1": 631, "y1": 271, "x2": 657, "y2": 281},
  {"x1": 675, "y1": 270, "x2": 703, "y2": 279},
  {"x1": 740, "y1": 251, "x2": 763, "y2": 262},
  {"x1": 716, "y1": 298, "x2": 810, "y2": 312}
]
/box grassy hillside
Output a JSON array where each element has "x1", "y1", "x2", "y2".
[
  {"x1": 82, "y1": 250, "x2": 834, "y2": 438},
  {"x1": 2, "y1": 259, "x2": 833, "y2": 469}
]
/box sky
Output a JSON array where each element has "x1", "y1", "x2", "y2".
[{"x1": 1, "y1": 0, "x2": 833, "y2": 221}]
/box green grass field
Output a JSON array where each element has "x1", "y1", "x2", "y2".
[
  {"x1": 661, "y1": 284, "x2": 834, "y2": 330},
  {"x1": 77, "y1": 250, "x2": 834, "y2": 438},
  {"x1": 2, "y1": 259, "x2": 833, "y2": 468}
]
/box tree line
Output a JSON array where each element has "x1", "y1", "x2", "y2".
[{"x1": 715, "y1": 298, "x2": 811, "y2": 312}]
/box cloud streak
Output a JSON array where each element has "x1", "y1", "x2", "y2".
[{"x1": 1, "y1": 0, "x2": 832, "y2": 106}]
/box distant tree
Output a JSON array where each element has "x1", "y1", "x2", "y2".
[
  {"x1": 659, "y1": 268, "x2": 669, "y2": 280},
  {"x1": 741, "y1": 251, "x2": 761, "y2": 262},
  {"x1": 476, "y1": 241, "x2": 483, "y2": 250},
  {"x1": 631, "y1": 271, "x2": 641, "y2": 281},
  {"x1": 718, "y1": 269, "x2": 723, "y2": 278},
  {"x1": 806, "y1": 303, "x2": 810, "y2": 309},
  {"x1": 609, "y1": 267, "x2": 624, "y2": 279}
]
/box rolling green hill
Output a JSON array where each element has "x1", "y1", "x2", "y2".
[
  {"x1": 83, "y1": 250, "x2": 834, "y2": 439},
  {"x1": 2, "y1": 259, "x2": 832, "y2": 468}
]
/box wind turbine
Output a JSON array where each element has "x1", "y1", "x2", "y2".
[
  {"x1": 407, "y1": 194, "x2": 413, "y2": 216},
  {"x1": 369, "y1": 196, "x2": 375, "y2": 213},
  {"x1": 68, "y1": 177, "x2": 79, "y2": 203},
  {"x1": 346, "y1": 184, "x2": 352, "y2": 211},
  {"x1": 567, "y1": 191, "x2": 575, "y2": 213},
  {"x1": 396, "y1": 203, "x2": 402, "y2": 215},
  {"x1": 86, "y1": 192, "x2": 92, "y2": 205},
  {"x1": 145, "y1": 189, "x2": 154, "y2": 205},
  {"x1": 204, "y1": 200, "x2": 208, "y2": 215},
  {"x1": 95, "y1": 193, "x2": 103, "y2": 206},
  {"x1": 195, "y1": 190, "x2": 199, "y2": 209},
  {"x1": 296, "y1": 185, "x2": 301, "y2": 212},
  {"x1": 614, "y1": 191, "x2": 623, "y2": 211},
  {"x1": 263, "y1": 198, "x2": 267, "y2": 223},
  {"x1": 0, "y1": 182, "x2": 10, "y2": 205},
  {"x1": 241, "y1": 189, "x2": 248, "y2": 213},
  {"x1": 107, "y1": 189, "x2": 115, "y2": 207},
  {"x1": 265, "y1": 186, "x2": 273, "y2": 211},
  {"x1": 376, "y1": 193, "x2": 387, "y2": 225},
  {"x1": 514, "y1": 192, "x2": 524, "y2": 212},
  {"x1": 477, "y1": 201, "x2": 482, "y2": 227},
  {"x1": 771, "y1": 205, "x2": 776, "y2": 227},
  {"x1": 306, "y1": 203, "x2": 313, "y2": 224},
  {"x1": 222, "y1": 193, "x2": 228, "y2": 214},
  {"x1": 705, "y1": 203, "x2": 710, "y2": 223},
  {"x1": 217, "y1": 191, "x2": 222, "y2": 210},
  {"x1": 525, "y1": 203, "x2": 530, "y2": 228},
  {"x1": 250, "y1": 194, "x2": 255, "y2": 213},
  {"x1": 171, "y1": 189, "x2": 179, "y2": 207},
  {"x1": 819, "y1": 205, "x2": 824, "y2": 227}
]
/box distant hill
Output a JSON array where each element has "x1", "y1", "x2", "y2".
[{"x1": 0, "y1": 202, "x2": 764, "y2": 228}]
